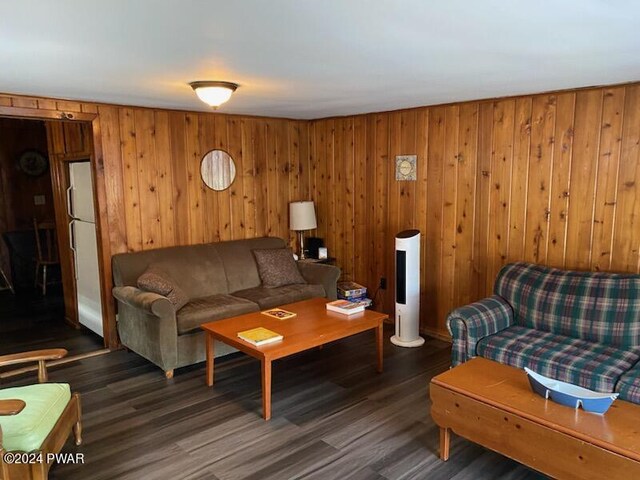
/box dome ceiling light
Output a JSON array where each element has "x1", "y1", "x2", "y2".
[{"x1": 189, "y1": 81, "x2": 239, "y2": 109}]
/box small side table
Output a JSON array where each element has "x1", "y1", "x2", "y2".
[{"x1": 297, "y1": 257, "x2": 337, "y2": 266}]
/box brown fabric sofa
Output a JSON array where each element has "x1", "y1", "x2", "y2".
[{"x1": 111, "y1": 237, "x2": 340, "y2": 377}]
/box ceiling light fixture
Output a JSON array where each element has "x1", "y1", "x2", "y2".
[{"x1": 189, "y1": 81, "x2": 239, "y2": 109}]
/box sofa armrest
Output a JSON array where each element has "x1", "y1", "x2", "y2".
[
  {"x1": 297, "y1": 262, "x2": 341, "y2": 300},
  {"x1": 112, "y1": 286, "x2": 175, "y2": 318},
  {"x1": 446, "y1": 295, "x2": 514, "y2": 367}
]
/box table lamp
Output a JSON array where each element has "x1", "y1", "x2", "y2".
[{"x1": 289, "y1": 201, "x2": 317, "y2": 259}]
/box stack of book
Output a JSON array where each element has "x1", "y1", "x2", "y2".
[
  {"x1": 337, "y1": 281, "x2": 372, "y2": 308},
  {"x1": 326, "y1": 299, "x2": 365, "y2": 315}
]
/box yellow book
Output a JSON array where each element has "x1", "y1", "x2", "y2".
[{"x1": 237, "y1": 327, "x2": 283, "y2": 346}]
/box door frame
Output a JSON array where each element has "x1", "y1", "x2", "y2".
[{"x1": 0, "y1": 104, "x2": 117, "y2": 348}]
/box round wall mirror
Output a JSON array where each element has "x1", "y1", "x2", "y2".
[{"x1": 200, "y1": 149, "x2": 236, "y2": 191}]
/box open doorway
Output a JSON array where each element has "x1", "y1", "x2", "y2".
[{"x1": 0, "y1": 117, "x2": 104, "y2": 357}]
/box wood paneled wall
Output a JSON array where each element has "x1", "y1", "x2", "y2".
[
  {"x1": 0, "y1": 94, "x2": 310, "y2": 256},
  {"x1": 98, "y1": 108, "x2": 309, "y2": 255},
  {"x1": 308, "y1": 83, "x2": 640, "y2": 338},
  {"x1": 3, "y1": 82, "x2": 640, "y2": 340},
  {"x1": 1, "y1": 94, "x2": 310, "y2": 345}
]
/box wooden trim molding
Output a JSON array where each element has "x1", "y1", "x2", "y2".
[{"x1": 1, "y1": 103, "x2": 116, "y2": 347}]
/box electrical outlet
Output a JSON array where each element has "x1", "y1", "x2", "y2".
[
  {"x1": 34, "y1": 195, "x2": 45, "y2": 206},
  {"x1": 379, "y1": 277, "x2": 387, "y2": 290}
]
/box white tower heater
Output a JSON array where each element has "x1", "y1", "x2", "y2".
[{"x1": 391, "y1": 230, "x2": 425, "y2": 347}]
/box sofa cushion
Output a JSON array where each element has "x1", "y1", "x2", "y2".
[
  {"x1": 137, "y1": 266, "x2": 189, "y2": 310},
  {"x1": 253, "y1": 248, "x2": 306, "y2": 288},
  {"x1": 213, "y1": 237, "x2": 287, "y2": 292},
  {"x1": 477, "y1": 325, "x2": 640, "y2": 393},
  {"x1": 233, "y1": 284, "x2": 325, "y2": 309},
  {"x1": 113, "y1": 243, "x2": 228, "y2": 299},
  {"x1": 177, "y1": 294, "x2": 259, "y2": 334},
  {"x1": 616, "y1": 362, "x2": 640, "y2": 404},
  {"x1": 0, "y1": 383, "x2": 71, "y2": 452},
  {"x1": 494, "y1": 262, "x2": 640, "y2": 347}
]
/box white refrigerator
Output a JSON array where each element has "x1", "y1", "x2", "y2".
[{"x1": 68, "y1": 161, "x2": 103, "y2": 337}]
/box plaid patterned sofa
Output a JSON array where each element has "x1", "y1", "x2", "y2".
[{"x1": 447, "y1": 262, "x2": 640, "y2": 404}]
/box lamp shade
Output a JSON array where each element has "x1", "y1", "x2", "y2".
[{"x1": 289, "y1": 201, "x2": 317, "y2": 231}]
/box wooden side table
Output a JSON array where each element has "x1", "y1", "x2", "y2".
[{"x1": 297, "y1": 257, "x2": 336, "y2": 265}]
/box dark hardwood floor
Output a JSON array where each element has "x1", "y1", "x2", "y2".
[
  {"x1": 3, "y1": 325, "x2": 545, "y2": 479},
  {"x1": 0, "y1": 288, "x2": 104, "y2": 358}
]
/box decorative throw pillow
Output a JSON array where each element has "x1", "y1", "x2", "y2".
[
  {"x1": 137, "y1": 266, "x2": 189, "y2": 310},
  {"x1": 253, "y1": 248, "x2": 306, "y2": 288}
]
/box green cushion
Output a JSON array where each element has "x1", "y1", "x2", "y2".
[{"x1": 0, "y1": 383, "x2": 71, "y2": 452}]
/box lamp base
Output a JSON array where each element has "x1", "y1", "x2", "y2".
[{"x1": 297, "y1": 231, "x2": 307, "y2": 259}]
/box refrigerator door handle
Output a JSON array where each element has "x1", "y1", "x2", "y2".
[
  {"x1": 66, "y1": 184, "x2": 74, "y2": 218},
  {"x1": 69, "y1": 220, "x2": 78, "y2": 279}
]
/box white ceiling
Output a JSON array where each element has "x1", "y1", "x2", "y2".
[{"x1": 1, "y1": 1, "x2": 639, "y2": 119}]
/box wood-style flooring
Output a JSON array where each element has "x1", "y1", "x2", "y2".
[
  {"x1": 3, "y1": 325, "x2": 545, "y2": 479},
  {"x1": 0, "y1": 289, "x2": 104, "y2": 357}
]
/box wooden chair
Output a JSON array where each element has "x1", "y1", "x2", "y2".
[
  {"x1": 33, "y1": 220, "x2": 60, "y2": 295},
  {"x1": 0, "y1": 237, "x2": 15, "y2": 294},
  {"x1": 0, "y1": 349, "x2": 82, "y2": 480},
  {"x1": 0, "y1": 266, "x2": 13, "y2": 294}
]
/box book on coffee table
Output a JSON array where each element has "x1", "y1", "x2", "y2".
[
  {"x1": 237, "y1": 327, "x2": 283, "y2": 346},
  {"x1": 326, "y1": 299, "x2": 365, "y2": 315},
  {"x1": 260, "y1": 308, "x2": 297, "y2": 320}
]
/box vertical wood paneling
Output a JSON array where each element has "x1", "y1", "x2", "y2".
[
  {"x1": 354, "y1": 116, "x2": 368, "y2": 289},
  {"x1": 415, "y1": 110, "x2": 430, "y2": 326},
  {"x1": 524, "y1": 95, "x2": 555, "y2": 264},
  {"x1": 547, "y1": 93, "x2": 575, "y2": 267},
  {"x1": 240, "y1": 120, "x2": 258, "y2": 237},
  {"x1": 425, "y1": 107, "x2": 445, "y2": 324},
  {"x1": 373, "y1": 115, "x2": 389, "y2": 311},
  {"x1": 213, "y1": 115, "x2": 232, "y2": 241},
  {"x1": 168, "y1": 111, "x2": 189, "y2": 246},
  {"x1": 507, "y1": 97, "x2": 532, "y2": 262},
  {"x1": 97, "y1": 105, "x2": 127, "y2": 254},
  {"x1": 591, "y1": 87, "x2": 624, "y2": 271},
  {"x1": 440, "y1": 106, "x2": 459, "y2": 323},
  {"x1": 4, "y1": 81, "x2": 640, "y2": 341},
  {"x1": 228, "y1": 117, "x2": 246, "y2": 239},
  {"x1": 118, "y1": 108, "x2": 143, "y2": 252},
  {"x1": 199, "y1": 114, "x2": 218, "y2": 243},
  {"x1": 184, "y1": 113, "x2": 204, "y2": 244},
  {"x1": 453, "y1": 103, "x2": 478, "y2": 308},
  {"x1": 473, "y1": 103, "x2": 494, "y2": 300},
  {"x1": 342, "y1": 118, "x2": 355, "y2": 280},
  {"x1": 307, "y1": 82, "x2": 640, "y2": 338},
  {"x1": 611, "y1": 85, "x2": 640, "y2": 272},
  {"x1": 134, "y1": 109, "x2": 162, "y2": 249},
  {"x1": 565, "y1": 90, "x2": 603, "y2": 269},
  {"x1": 487, "y1": 100, "x2": 514, "y2": 284},
  {"x1": 276, "y1": 120, "x2": 291, "y2": 242}
]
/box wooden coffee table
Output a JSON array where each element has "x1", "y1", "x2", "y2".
[
  {"x1": 430, "y1": 358, "x2": 640, "y2": 479},
  {"x1": 201, "y1": 297, "x2": 387, "y2": 420}
]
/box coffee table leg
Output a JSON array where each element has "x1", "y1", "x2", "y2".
[
  {"x1": 376, "y1": 323, "x2": 383, "y2": 373},
  {"x1": 206, "y1": 333, "x2": 214, "y2": 387},
  {"x1": 439, "y1": 427, "x2": 450, "y2": 461},
  {"x1": 261, "y1": 359, "x2": 272, "y2": 420}
]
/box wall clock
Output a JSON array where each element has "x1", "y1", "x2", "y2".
[
  {"x1": 395, "y1": 155, "x2": 417, "y2": 181},
  {"x1": 18, "y1": 150, "x2": 49, "y2": 177}
]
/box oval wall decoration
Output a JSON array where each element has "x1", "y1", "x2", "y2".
[{"x1": 200, "y1": 149, "x2": 236, "y2": 191}]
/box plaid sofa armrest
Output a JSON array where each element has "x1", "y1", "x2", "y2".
[{"x1": 446, "y1": 295, "x2": 514, "y2": 366}]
